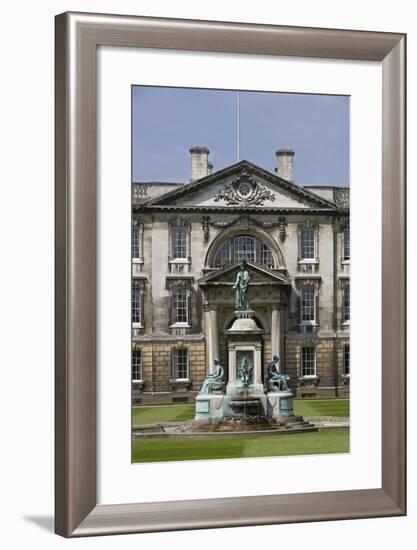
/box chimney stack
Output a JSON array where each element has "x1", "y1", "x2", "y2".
[
  {"x1": 275, "y1": 148, "x2": 295, "y2": 183},
  {"x1": 190, "y1": 146, "x2": 210, "y2": 181}
]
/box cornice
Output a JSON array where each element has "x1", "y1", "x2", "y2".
[{"x1": 134, "y1": 205, "x2": 347, "y2": 215}]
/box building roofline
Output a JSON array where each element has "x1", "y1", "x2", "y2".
[
  {"x1": 143, "y1": 159, "x2": 339, "y2": 210},
  {"x1": 302, "y1": 185, "x2": 350, "y2": 190},
  {"x1": 133, "y1": 181, "x2": 185, "y2": 186},
  {"x1": 134, "y1": 205, "x2": 348, "y2": 215}
]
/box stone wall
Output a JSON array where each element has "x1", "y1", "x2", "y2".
[
  {"x1": 284, "y1": 336, "x2": 350, "y2": 398},
  {"x1": 132, "y1": 339, "x2": 206, "y2": 404}
]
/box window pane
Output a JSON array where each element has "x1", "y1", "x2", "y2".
[
  {"x1": 213, "y1": 239, "x2": 231, "y2": 268},
  {"x1": 172, "y1": 287, "x2": 188, "y2": 323},
  {"x1": 234, "y1": 236, "x2": 256, "y2": 262},
  {"x1": 212, "y1": 235, "x2": 276, "y2": 268},
  {"x1": 172, "y1": 226, "x2": 187, "y2": 258},
  {"x1": 132, "y1": 287, "x2": 142, "y2": 324},
  {"x1": 132, "y1": 349, "x2": 142, "y2": 380},
  {"x1": 301, "y1": 228, "x2": 315, "y2": 259},
  {"x1": 301, "y1": 286, "x2": 315, "y2": 321},
  {"x1": 174, "y1": 349, "x2": 188, "y2": 379},
  {"x1": 344, "y1": 344, "x2": 350, "y2": 375},
  {"x1": 301, "y1": 346, "x2": 315, "y2": 376},
  {"x1": 343, "y1": 227, "x2": 350, "y2": 260},
  {"x1": 132, "y1": 226, "x2": 140, "y2": 258},
  {"x1": 344, "y1": 285, "x2": 350, "y2": 321},
  {"x1": 260, "y1": 242, "x2": 274, "y2": 268}
]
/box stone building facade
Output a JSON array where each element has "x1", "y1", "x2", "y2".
[{"x1": 132, "y1": 148, "x2": 350, "y2": 404}]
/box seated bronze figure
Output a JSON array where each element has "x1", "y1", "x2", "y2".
[
  {"x1": 199, "y1": 359, "x2": 225, "y2": 394},
  {"x1": 267, "y1": 355, "x2": 290, "y2": 392}
]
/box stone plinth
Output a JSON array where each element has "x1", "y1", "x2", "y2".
[
  {"x1": 226, "y1": 341, "x2": 264, "y2": 398},
  {"x1": 226, "y1": 310, "x2": 263, "y2": 335},
  {"x1": 195, "y1": 394, "x2": 226, "y2": 420},
  {"x1": 266, "y1": 391, "x2": 294, "y2": 418},
  {"x1": 225, "y1": 309, "x2": 264, "y2": 400}
]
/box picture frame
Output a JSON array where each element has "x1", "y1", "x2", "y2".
[{"x1": 55, "y1": 11, "x2": 406, "y2": 537}]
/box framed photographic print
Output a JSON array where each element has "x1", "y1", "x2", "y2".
[
  {"x1": 129, "y1": 84, "x2": 351, "y2": 464},
  {"x1": 55, "y1": 12, "x2": 406, "y2": 537}
]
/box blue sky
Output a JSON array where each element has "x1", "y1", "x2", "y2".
[{"x1": 132, "y1": 86, "x2": 349, "y2": 187}]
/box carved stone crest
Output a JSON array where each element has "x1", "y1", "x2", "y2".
[{"x1": 214, "y1": 169, "x2": 275, "y2": 206}]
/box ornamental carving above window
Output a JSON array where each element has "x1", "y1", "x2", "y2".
[{"x1": 214, "y1": 169, "x2": 275, "y2": 206}]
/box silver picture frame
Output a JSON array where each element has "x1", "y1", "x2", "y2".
[{"x1": 55, "y1": 12, "x2": 406, "y2": 537}]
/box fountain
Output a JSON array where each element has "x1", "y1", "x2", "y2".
[
  {"x1": 192, "y1": 261, "x2": 313, "y2": 433},
  {"x1": 229, "y1": 356, "x2": 262, "y2": 418}
]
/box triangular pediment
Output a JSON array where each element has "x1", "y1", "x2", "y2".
[
  {"x1": 144, "y1": 160, "x2": 337, "y2": 211},
  {"x1": 198, "y1": 261, "x2": 291, "y2": 287}
]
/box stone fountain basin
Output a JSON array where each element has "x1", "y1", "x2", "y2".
[{"x1": 229, "y1": 395, "x2": 262, "y2": 417}]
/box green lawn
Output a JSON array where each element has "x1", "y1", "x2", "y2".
[
  {"x1": 132, "y1": 430, "x2": 349, "y2": 463},
  {"x1": 133, "y1": 404, "x2": 195, "y2": 425},
  {"x1": 132, "y1": 399, "x2": 349, "y2": 426},
  {"x1": 294, "y1": 399, "x2": 349, "y2": 418}
]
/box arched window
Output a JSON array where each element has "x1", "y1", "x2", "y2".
[{"x1": 212, "y1": 235, "x2": 276, "y2": 268}]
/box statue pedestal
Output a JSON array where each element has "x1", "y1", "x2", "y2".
[
  {"x1": 218, "y1": 308, "x2": 266, "y2": 417},
  {"x1": 266, "y1": 391, "x2": 294, "y2": 418},
  {"x1": 226, "y1": 309, "x2": 263, "y2": 399},
  {"x1": 195, "y1": 391, "x2": 294, "y2": 420},
  {"x1": 225, "y1": 341, "x2": 264, "y2": 397},
  {"x1": 227, "y1": 309, "x2": 263, "y2": 334},
  {"x1": 195, "y1": 394, "x2": 226, "y2": 420}
]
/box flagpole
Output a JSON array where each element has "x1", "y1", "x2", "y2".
[{"x1": 237, "y1": 91, "x2": 240, "y2": 162}]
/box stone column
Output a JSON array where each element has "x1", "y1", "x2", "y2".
[
  {"x1": 227, "y1": 343, "x2": 236, "y2": 386},
  {"x1": 254, "y1": 343, "x2": 263, "y2": 385},
  {"x1": 209, "y1": 307, "x2": 219, "y2": 373},
  {"x1": 203, "y1": 306, "x2": 211, "y2": 371},
  {"x1": 271, "y1": 306, "x2": 281, "y2": 359}
]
